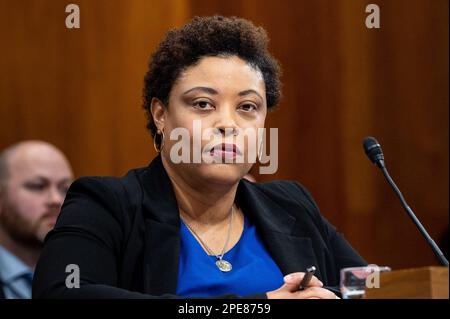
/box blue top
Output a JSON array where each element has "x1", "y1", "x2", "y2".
[
  {"x1": 0, "y1": 245, "x2": 34, "y2": 299},
  {"x1": 177, "y1": 215, "x2": 284, "y2": 297}
]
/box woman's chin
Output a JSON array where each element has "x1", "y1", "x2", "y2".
[{"x1": 195, "y1": 163, "x2": 248, "y2": 186}]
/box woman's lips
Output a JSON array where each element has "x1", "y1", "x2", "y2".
[{"x1": 209, "y1": 143, "x2": 242, "y2": 159}]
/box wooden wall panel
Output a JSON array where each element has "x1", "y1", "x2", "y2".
[{"x1": 0, "y1": 0, "x2": 189, "y2": 176}]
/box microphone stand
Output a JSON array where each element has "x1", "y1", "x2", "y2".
[{"x1": 377, "y1": 159, "x2": 449, "y2": 266}]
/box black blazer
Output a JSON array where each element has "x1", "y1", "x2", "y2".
[{"x1": 32, "y1": 155, "x2": 366, "y2": 299}]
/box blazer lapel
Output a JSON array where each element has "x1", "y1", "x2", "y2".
[
  {"x1": 140, "y1": 155, "x2": 181, "y2": 295},
  {"x1": 236, "y1": 180, "x2": 322, "y2": 279},
  {"x1": 142, "y1": 219, "x2": 180, "y2": 295}
]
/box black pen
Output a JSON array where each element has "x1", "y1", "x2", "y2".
[{"x1": 299, "y1": 266, "x2": 316, "y2": 290}]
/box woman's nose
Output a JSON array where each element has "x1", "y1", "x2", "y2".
[
  {"x1": 214, "y1": 107, "x2": 239, "y2": 136},
  {"x1": 217, "y1": 126, "x2": 239, "y2": 137}
]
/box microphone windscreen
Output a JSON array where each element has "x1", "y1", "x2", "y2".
[{"x1": 363, "y1": 136, "x2": 383, "y2": 164}]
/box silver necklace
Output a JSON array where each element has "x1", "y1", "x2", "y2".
[{"x1": 181, "y1": 205, "x2": 234, "y2": 272}]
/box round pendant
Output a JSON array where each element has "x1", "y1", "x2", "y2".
[{"x1": 216, "y1": 259, "x2": 232, "y2": 272}]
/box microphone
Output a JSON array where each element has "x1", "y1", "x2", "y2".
[{"x1": 363, "y1": 136, "x2": 449, "y2": 266}]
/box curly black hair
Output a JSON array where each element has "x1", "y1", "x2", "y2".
[{"x1": 143, "y1": 15, "x2": 282, "y2": 138}]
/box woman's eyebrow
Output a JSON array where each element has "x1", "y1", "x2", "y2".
[
  {"x1": 183, "y1": 87, "x2": 218, "y2": 95},
  {"x1": 182, "y1": 87, "x2": 263, "y2": 101},
  {"x1": 239, "y1": 89, "x2": 263, "y2": 101}
]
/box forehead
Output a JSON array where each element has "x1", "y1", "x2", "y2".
[
  {"x1": 174, "y1": 55, "x2": 266, "y2": 95},
  {"x1": 7, "y1": 145, "x2": 72, "y2": 181}
]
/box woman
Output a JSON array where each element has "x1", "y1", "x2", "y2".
[{"x1": 33, "y1": 16, "x2": 366, "y2": 299}]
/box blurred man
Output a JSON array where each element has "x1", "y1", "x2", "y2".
[{"x1": 0, "y1": 141, "x2": 73, "y2": 298}]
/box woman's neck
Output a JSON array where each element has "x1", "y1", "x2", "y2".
[{"x1": 161, "y1": 157, "x2": 238, "y2": 226}]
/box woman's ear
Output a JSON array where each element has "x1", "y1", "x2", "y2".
[{"x1": 150, "y1": 98, "x2": 167, "y2": 131}]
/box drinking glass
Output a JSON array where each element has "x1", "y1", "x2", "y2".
[{"x1": 340, "y1": 265, "x2": 391, "y2": 299}]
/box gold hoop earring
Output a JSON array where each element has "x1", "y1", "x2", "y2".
[
  {"x1": 153, "y1": 129, "x2": 165, "y2": 153},
  {"x1": 258, "y1": 141, "x2": 264, "y2": 161}
]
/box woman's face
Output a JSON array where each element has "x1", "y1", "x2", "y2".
[{"x1": 155, "y1": 55, "x2": 267, "y2": 187}]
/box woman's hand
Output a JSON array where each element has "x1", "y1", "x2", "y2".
[{"x1": 266, "y1": 272, "x2": 339, "y2": 299}]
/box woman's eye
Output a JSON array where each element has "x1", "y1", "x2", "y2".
[
  {"x1": 240, "y1": 103, "x2": 257, "y2": 112},
  {"x1": 193, "y1": 100, "x2": 214, "y2": 110}
]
